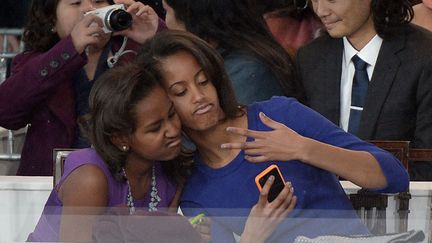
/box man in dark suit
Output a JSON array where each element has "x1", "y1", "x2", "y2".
[{"x1": 297, "y1": 0, "x2": 432, "y2": 180}]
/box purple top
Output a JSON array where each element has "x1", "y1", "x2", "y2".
[{"x1": 27, "y1": 148, "x2": 176, "y2": 242}]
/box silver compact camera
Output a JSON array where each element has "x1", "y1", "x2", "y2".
[{"x1": 85, "y1": 4, "x2": 132, "y2": 33}]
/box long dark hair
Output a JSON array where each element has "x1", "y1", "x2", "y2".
[
  {"x1": 164, "y1": 0, "x2": 304, "y2": 101},
  {"x1": 22, "y1": 0, "x2": 114, "y2": 51},
  {"x1": 137, "y1": 30, "x2": 242, "y2": 120},
  {"x1": 88, "y1": 63, "x2": 190, "y2": 185},
  {"x1": 371, "y1": 0, "x2": 414, "y2": 39}
]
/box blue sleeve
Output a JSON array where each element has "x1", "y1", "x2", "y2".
[
  {"x1": 260, "y1": 97, "x2": 409, "y2": 193},
  {"x1": 181, "y1": 202, "x2": 236, "y2": 243}
]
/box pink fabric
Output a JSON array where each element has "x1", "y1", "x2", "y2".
[{"x1": 265, "y1": 14, "x2": 322, "y2": 54}]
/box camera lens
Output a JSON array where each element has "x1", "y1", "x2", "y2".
[{"x1": 107, "y1": 9, "x2": 132, "y2": 31}]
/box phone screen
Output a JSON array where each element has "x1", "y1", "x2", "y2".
[{"x1": 258, "y1": 166, "x2": 285, "y2": 202}]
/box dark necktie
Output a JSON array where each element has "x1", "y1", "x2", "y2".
[{"x1": 348, "y1": 55, "x2": 369, "y2": 135}]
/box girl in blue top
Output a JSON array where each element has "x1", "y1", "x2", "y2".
[{"x1": 137, "y1": 30, "x2": 409, "y2": 242}]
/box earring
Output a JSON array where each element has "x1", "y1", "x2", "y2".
[{"x1": 121, "y1": 145, "x2": 129, "y2": 152}]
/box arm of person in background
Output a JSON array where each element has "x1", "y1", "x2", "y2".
[
  {"x1": 221, "y1": 100, "x2": 409, "y2": 192},
  {"x1": 0, "y1": 15, "x2": 105, "y2": 130},
  {"x1": 113, "y1": 0, "x2": 161, "y2": 44},
  {"x1": 58, "y1": 164, "x2": 109, "y2": 242},
  {"x1": 0, "y1": 35, "x2": 20, "y2": 53}
]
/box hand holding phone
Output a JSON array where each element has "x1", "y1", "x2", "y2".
[
  {"x1": 255, "y1": 164, "x2": 286, "y2": 202},
  {"x1": 243, "y1": 165, "x2": 296, "y2": 242}
]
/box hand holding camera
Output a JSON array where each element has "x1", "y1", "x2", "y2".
[
  {"x1": 112, "y1": 0, "x2": 160, "y2": 44},
  {"x1": 70, "y1": 14, "x2": 107, "y2": 54}
]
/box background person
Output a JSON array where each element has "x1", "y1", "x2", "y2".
[
  {"x1": 0, "y1": 0, "x2": 159, "y2": 176},
  {"x1": 297, "y1": 0, "x2": 432, "y2": 180}
]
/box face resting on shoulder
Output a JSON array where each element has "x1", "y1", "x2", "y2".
[
  {"x1": 54, "y1": 0, "x2": 110, "y2": 38},
  {"x1": 127, "y1": 85, "x2": 182, "y2": 162},
  {"x1": 158, "y1": 50, "x2": 224, "y2": 131},
  {"x1": 309, "y1": 0, "x2": 374, "y2": 39}
]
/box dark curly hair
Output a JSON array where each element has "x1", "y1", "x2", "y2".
[
  {"x1": 371, "y1": 0, "x2": 413, "y2": 39},
  {"x1": 88, "y1": 63, "x2": 191, "y2": 185},
  {"x1": 163, "y1": 0, "x2": 305, "y2": 102},
  {"x1": 22, "y1": 0, "x2": 114, "y2": 51}
]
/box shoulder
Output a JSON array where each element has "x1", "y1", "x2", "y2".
[
  {"x1": 65, "y1": 148, "x2": 103, "y2": 164},
  {"x1": 59, "y1": 163, "x2": 109, "y2": 206},
  {"x1": 11, "y1": 50, "x2": 40, "y2": 70},
  {"x1": 248, "y1": 96, "x2": 307, "y2": 127},
  {"x1": 403, "y1": 24, "x2": 432, "y2": 54},
  {"x1": 404, "y1": 24, "x2": 432, "y2": 42},
  {"x1": 386, "y1": 24, "x2": 432, "y2": 67},
  {"x1": 250, "y1": 96, "x2": 302, "y2": 114},
  {"x1": 61, "y1": 148, "x2": 111, "y2": 182}
]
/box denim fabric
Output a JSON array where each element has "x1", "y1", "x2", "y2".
[{"x1": 222, "y1": 50, "x2": 284, "y2": 105}]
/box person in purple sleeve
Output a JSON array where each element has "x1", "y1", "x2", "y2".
[{"x1": 0, "y1": 0, "x2": 162, "y2": 176}]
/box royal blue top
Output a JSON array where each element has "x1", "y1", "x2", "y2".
[{"x1": 180, "y1": 96, "x2": 409, "y2": 242}]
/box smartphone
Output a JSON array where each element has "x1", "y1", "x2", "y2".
[{"x1": 255, "y1": 164, "x2": 286, "y2": 202}]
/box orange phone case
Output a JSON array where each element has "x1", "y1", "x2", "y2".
[{"x1": 255, "y1": 164, "x2": 285, "y2": 191}]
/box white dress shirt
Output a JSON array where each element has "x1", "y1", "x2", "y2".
[{"x1": 340, "y1": 35, "x2": 383, "y2": 131}]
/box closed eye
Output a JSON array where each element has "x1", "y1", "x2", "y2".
[
  {"x1": 198, "y1": 80, "x2": 209, "y2": 86},
  {"x1": 148, "y1": 123, "x2": 162, "y2": 133},
  {"x1": 174, "y1": 89, "x2": 186, "y2": 96}
]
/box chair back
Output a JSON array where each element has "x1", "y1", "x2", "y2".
[{"x1": 52, "y1": 148, "x2": 75, "y2": 187}]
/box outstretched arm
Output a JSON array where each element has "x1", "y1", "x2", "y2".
[{"x1": 221, "y1": 112, "x2": 388, "y2": 189}]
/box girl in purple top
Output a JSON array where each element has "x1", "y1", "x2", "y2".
[{"x1": 28, "y1": 64, "x2": 189, "y2": 242}]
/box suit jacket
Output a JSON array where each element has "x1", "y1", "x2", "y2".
[
  {"x1": 0, "y1": 36, "x2": 139, "y2": 176},
  {"x1": 296, "y1": 24, "x2": 432, "y2": 180}
]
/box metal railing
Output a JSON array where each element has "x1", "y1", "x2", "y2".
[{"x1": 0, "y1": 28, "x2": 24, "y2": 161}]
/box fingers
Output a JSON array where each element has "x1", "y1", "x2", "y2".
[
  {"x1": 114, "y1": 0, "x2": 136, "y2": 5},
  {"x1": 71, "y1": 15, "x2": 107, "y2": 53},
  {"x1": 270, "y1": 182, "x2": 296, "y2": 219},
  {"x1": 244, "y1": 155, "x2": 268, "y2": 163},
  {"x1": 258, "y1": 175, "x2": 275, "y2": 207},
  {"x1": 259, "y1": 112, "x2": 285, "y2": 130},
  {"x1": 225, "y1": 127, "x2": 265, "y2": 139},
  {"x1": 220, "y1": 141, "x2": 261, "y2": 150},
  {"x1": 131, "y1": 4, "x2": 156, "y2": 17},
  {"x1": 269, "y1": 182, "x2": 292, "y2": 208},
  {"x1": 193, "y1": 217, "x2": 211, "y2": 243}
]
